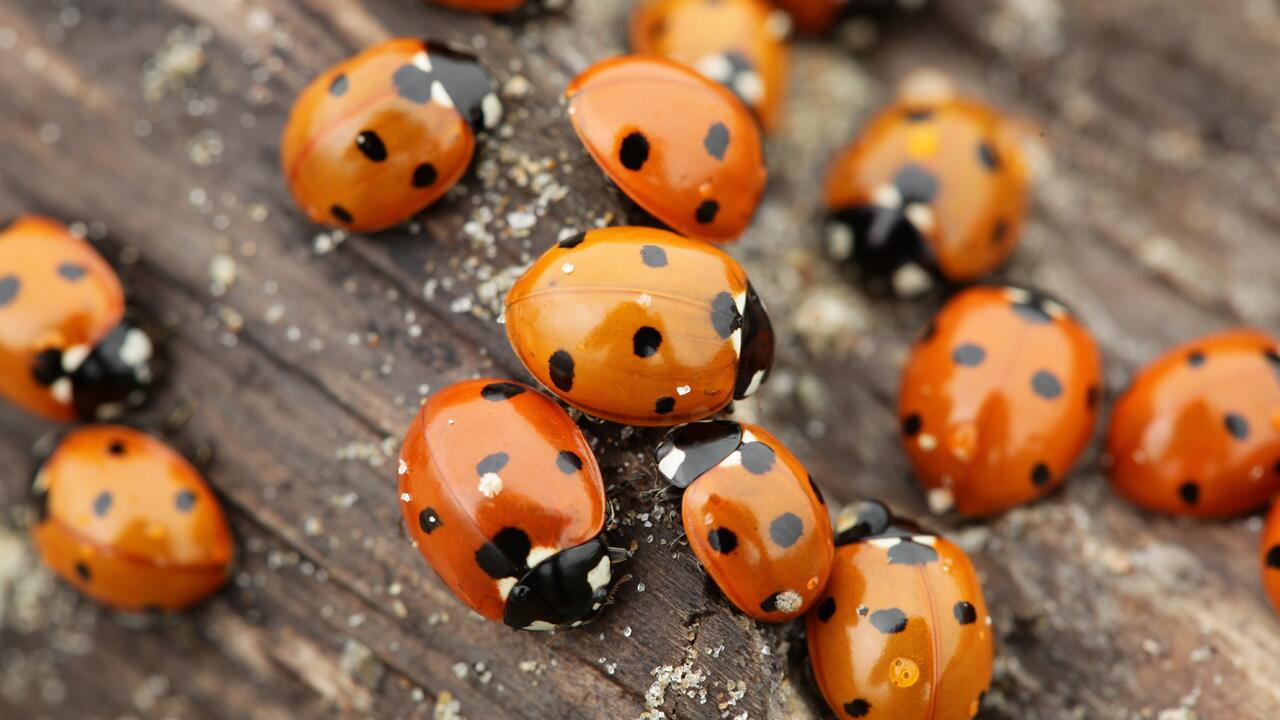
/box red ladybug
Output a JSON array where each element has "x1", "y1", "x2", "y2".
[
  {"x1": 807, "y1": 501, "x2": 993, "y2": 720},
  {"x1": 504, "y1": 226, "x2": 774, "y2": 426},
  {"x1": 899, "y1": 286, "x2": 1103, "y2": 516},
  {"x1": 824, "y1": 84, "x2": 1030, "y2": 296},
  {"x1": 565, "y1": 56, "x2": 767, "y2": 244},
  {"x1": 1262, "y1": 500, "x2": 1280, "y2": 616},
  {"x1": 31, "y1": 425, "x2": 234, "y2": 611},
  {"x1": 0, "y1": 216, "x2": 159, "y2": 421},
  {"x1": 398, "y1": 379, "x2": 616, "y2": 630},
  {"x1": 282, "y1": 39, "x2": 501, "y2": 232},
  {"x1": 1107, "y1": 329, "x2": 1280, "y2": 517},
  {"x1": 655, "y1": 420, "x2": 833, "y2": 621}
]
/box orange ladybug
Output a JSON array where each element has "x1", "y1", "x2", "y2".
[
  {"x1": 0, "y1": 216, "x2": 159, "y2": 422},
  {"x1": 630, "y1": 0, "x2": 790, "y2": 131},
  {"x1": 398, "y1": 379, "x2": 617, "y2": 630},
  {"x1": 1262, "y1": 500, "x2": 1280, "y2": 615},
  {"x1": 565, "y1": 56, "x2": 767, "y2": 244},
  {"x1": 824, "y1": 84, "x2": 1029, "y2": 296},
  {"x1": 504, "y1": 227, "x2": 774, "y2": 426},
  {"x1": 807, "y1": 501, "x2": 993, "y2": 720},
  {"x1": 282, "y1": 39, "x2": 502, "y2": 232},
  {"x1": 655, "y1": 420, "x2": 833, "y2": 620},
  {"x1": 31, "y1": 425, "x2": 233, "y2": 611},
  {"x1": 899, "y1": 286, "x2": 1103, "y2": 516},
  {"x1": 1107, "y1": 329, "x2": 1280, "y2": 518}
]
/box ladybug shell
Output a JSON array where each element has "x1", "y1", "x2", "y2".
[
  {"x1": 566, "y1": 56, "x2": 767, "y2": 244},
  {"x1": 899, "y1": 286, "x2": 1102, "y2": 516},
  {"x1": 825, "y1": 97, "x2": 1029, "y2": 288},
  {"x1": 1107, "y1": 329, "x2": 1280, "y2": 517},
  {"x1": 282, "y1": 38, "x2": 500, "y2": 232},
  {"x1": 504, "y1": 227, "x2": 774, "y2": 426},
  {"x1": 1262, "y1": 500, "x2": 1280, "y2": 615},
  {"x1": 31, "y1": 426, "x2": 233, "y2": 611},
  {"x1": 630, "y1": 0, "x2": 789, "y2": 131},
  {"x1": 398, "y1": 379, "x2": 613, "y2": 630},
  {"x1": 0, "y1": 216, "x2": 157, "y2": 422},
  {"x1": 656, "y1": 421, "x2": 832, "y2": 621},
  {"x1": 806, "y1": 526, "x2": 993, "y2": 720}
]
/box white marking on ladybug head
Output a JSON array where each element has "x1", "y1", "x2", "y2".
[
  {"x1": 741, "y1": 428, "x2": 758, "y2": 443},
  {"x1": 904, "y1": 203, "x2": 936, "y2": 235},
  {"x1": 478, "y1": 472, "x2": 503, "y2": 498},
  {"x1": 120, "y1": 329, "x2": 153, "y2": 369},
  {"x1": 743, "y1": 370, "x2": 766, "y2": 398},
  {"x1": 734, "y1": 72, "x2": 765, "y2": 105},
  {"x1": 95, "y1": 402, "x2": 125, "y2": 421},
  {"x1": 872, "y1": 183, "x2": 904, "y2": 209},
  {"x1": 1043, "y1": 298, "x2": 1069, "y2": 319},
  {"x1": 50, "y1": 377, "x2": 72, "y2": 405},
  {"x1": 1003, "y1": 286, "x2": 1032, "y2": 304},
  {"x1": 867, "y1": 538, "x2": 900, "y2": 549},
  {"x1": 722, "y1": 450, "x2": 743, "y2": 468},
  {"x1": 481, "y1": 92, "x2": 503, "y2": 129},
  {"x1": 526, "y1": 546, "x2": 557, "y2": 569},
  {"x1": 826, "y1": 221, "x2": 854, "y2": 260},
  {"x1": 695, "y1": 54, "x2": 734, "y2": 83},
  {"x1": 657, "y1": 446, "x2": 686, "y2": 482},
  {"x1": 893, "y1": 263, "x2": 933, "y2": 298},
  {"x1": 524, "y1": 620, "x2": 558, "y2": 632},
  {"x1": 412, "y1": 51, "x2": 433, "y2": 72},
  {"x1": 61, "y1": 344, "x2": 90, "y2": 373},
  {"x1": 497, "y1": 577, "x2": 517, "y2": 600},
  {"x1": 913, "y1": 535, "x2": 938, "y2": 546},
  {"x1": 587, "y1": 555, "x2": 611, "y2": 592},
  {"x1": 431, "y1": 80, "x2": 455, "y2": 109}
]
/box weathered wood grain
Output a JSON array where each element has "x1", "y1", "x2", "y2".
[{"x1": 1, "y1": 0, "x2": 1279, "y2": 718}]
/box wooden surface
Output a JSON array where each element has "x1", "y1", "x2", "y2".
[{"x1": 2, "y1": 1, "x2": 1280, "y2": 718}]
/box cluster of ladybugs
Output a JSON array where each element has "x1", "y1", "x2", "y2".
[{"x1": 3, "y1": 2, "x2": 1279, "y2": 720}]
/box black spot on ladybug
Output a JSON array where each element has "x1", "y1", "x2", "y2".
[
  {"x1": 710, "y1": 291, "x2": 743, "y2": 339},
  {"x1": 703, "y1": 122, "x2": 730, "y2": 160},
  {"x1": 808, "y1": 474, "x2": 826, "y2": 505},
  {"x1": 843, "y1": 699, "x2": 871, "y2": 718},
  {"x1": 902, "y1": 414, "x2": 922, "y2": 437},
  {"x1": 633, "y1": 326, "x2": 663, "y2": 358},
  {"x1": 619, "y1": 131, "x2": 650, "y2": 171},
  {"x1": 1224, "y1": 413, "x2": 1250, "y2": 440},
  {"x1": 175, "y1": 490, "x2": 197, "y2": 512},
  {"x1": 695, "y1": 200, "x2": 720, "y2": 225},
  {"x1": 978, "y1": 141, "x2": 1001, "y2": 170},
  {"x1": 392, "y1": 62, "x2": 434, "y2": 103},
  {"x1": 0, "y1": 275, "x2": 18, "y2": 307},
  {"x1": 1179, "y1": 480, "x2": 1200, "y2": 505},
  {"x1": 1031, "y1": 463, "x2": 1051, "y2": 487},
  {"x1": 739, "y1": 441, "x2": 775, "y2": 475},
  {"x1": 1267, "y1": 545, "x2": 1280, "y2": 569},
  {"x1": 549, "y1": 350, "x2": 575, "y2": 392},
  {"x1": 759, "y1": 591, "x2": 794, "y2": 614},
  {"x1": 556, "y1": 450, "x2": 582, "y2": 474},
  {"x1": 481, "y1": 382, "x2": 525, "y2": 401},
  {"x1": 331, "y1": 205, "x2": 353, "y2": 224},
  {"x1": 887, "y1": 539, "x2": 939, "y2": 566},
  {"x1": 329, "y1": 73, "x2": 349, "y2": 96},
  {"x1": 475, "y1": 527, "x2": 532, "y2": 579},
  {"x1": 412, "y1": 163, "x2": 438, "y2": 188},
  {"x1": 419, "y1": 507, "x2": 444, "y2": 534},
  {"x1": 476, "y1": 452, "x2": 509, "y2": 476},
  {"x1": 894, "y1": 164, "x2": 939, "y2": 205},
  {"x1": 1012, "y1": 299, "x2": 1053, "y2": 324},
  {"x1": 817, "y1": 597, "x2": 836, "y2": 622},
  {"x1": 1187, "y1": 350, "x2": 1206, "y2": 367},
  {"x1": 108, "y1": 440, "x2": 126, "y2": 456},
  {"x1": 93, "y1": 491, "x2": 112, "y2": 518},
  {"x1": 869, "y1": 608, "x2": 908, "y2": 634},
  {"x1": 75, "y1": 561, "x2": 92, "y2": 582},
  {"x1": 558, "y1": 232, "x2": 586, "y2": 249},
  {"x1": 991, "y1": 219, "x2": 1009, "y2": 246},
  {"x1": 654, "y1": 396, "x2": 676, "y2": 414},
  {"x1": 952, "y1": 343, "x2": 986, "y2": 367},
  {"x1": 769, "y1": 512, "x2": 804, "y2": 548},
  {"x1": 1087, "y1": 385, "x2": 1101, "y2": 410},
  {"x1": 1031, "y1": 370, "x2": 1062, "y2": 399},
  {"x1": 355, "y1": 130, "x2": 388, "y2": 162},
  {"x1": 904, "y1": 107, "x2": 933, "y2": 122},
  {"x1": 707, "y1": 527, "x2": 738, "y2": 553},
  {"x1": 641, "y1": 244, "x2": 668, "y2": 267},
  {"x1": 954, "y1": 601, "x2": 978, "y2": 625},
  {"x1": 58, "y1": 263, "x2": 87, "y2": 281}
]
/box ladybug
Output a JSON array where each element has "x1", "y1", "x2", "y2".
[
  {"x1": 899, "y1": 286, "x2": 1103, "y2": 516},
  {"x1": 630, "y1": 0, "x2": 790, "y2": 131},
  {"x1": 1262, "y1": 500, "x2": 1280, "y2": 616},
  {"x1": 31, "y1": 425, "x2": 234, "y2": 611},
  {"x1": 654, "y1": 420, "x2": 833, "y2": 621},
  {"x1": 565, "y1": 56, "x2": 767, "y2": 244},
  {"x1": 281, "y1": 38, "x2": 502, "y2": 232},
  {"x1": 1107, "y1": 329, "x2": 1280, "y2": 517},
  {"x1": 398, "y1": 379, "x2": 617, "y2": 631},
  {"x1": 0, "y1": 216, "x2": 159, "y2": 422},
  {"x1": 504, "y1": 226, "x2": 774, "y2": 426},
  {"x1": 806, "y1": 501, "x2": 993, "y2": 720},
  {"x1": 427, "y1": 0, "x2": 567, "y2": 12},
  {"x1": 824, "y1": 84, "x2": 1030, "y2": 296}
]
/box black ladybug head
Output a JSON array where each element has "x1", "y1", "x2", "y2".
[
  {"x1": 30, "y1": 314, "x2": 161, "y2": 420},
  {"x1": 503, "y1": 536, "x2": 613, "y2": 631},
  {"x1": 734, "y1": 284, "x2": 774, "y2": 400},
  {"x1": 393, "y1": 41, "x2": 502, "y2": 132},
  {"x1": 834, "y1": 500, "x2": 930, "y2": 547},
  {"x1": 654, "y1": 420, "x2": 743, "y2": 489}
]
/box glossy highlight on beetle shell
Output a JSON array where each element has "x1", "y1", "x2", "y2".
[
  {"x1": 504, "y1": 227, "x2": 774, "y2": 426},
  {"x1": 630, "y1": 0, "x2": 790, "y2": 130},
  {"x1": 398, "y1": 379, "x2": 615, "y2": 631},
  {"x1": 806, "y1": 502, "x2": 993, "y2": 720},
  {"x1": 1107, "y1": 328, "x2": 1280, "y2": 517},
  {"x1": 899, "y1": 286, "x2": 1103, "y2": 516},
  {"x1": 824, "y1": 93, "x2": 1029, "y2": 294},
  {"x1": 0, "y1": 216, "x2": 158, "y2": 422},
  {"x1": 31, "y1": 425, "x2": 234, "y2": 612},
  {"x1": 281, "y1": 38, "x2": 501, "y2": 232},
  {"x1": 565, "y1": 56, "x2": 767, "y2": 244},
  {"x1": 655, "y1": 420, "x2": 833, "y2": 621}
]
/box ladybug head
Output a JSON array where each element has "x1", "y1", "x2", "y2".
[
  {"x1": 503, "y1": 536, "x2": 613, "y2": 631},
  {"x1": 31, "y1": 313, "x2": 161, "y2": 421},
  {"x1": 395, "y1": 41, "x2": 503, "y2": 132},
  {"x1": 833, "y1": 500, "x2": 930, "y2": 546},
  {"x1": 654, "y1": 420, "x2": 743, "y2": 489},
  {"x1": 733, "y1": 283, "x2": 774, "y2": 400}
]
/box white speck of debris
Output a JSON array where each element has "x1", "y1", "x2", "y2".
[
  {"x1": 478, "y1": 472, "x2": 503, "y2": 498},
  {"x1": 927, "y1": 487, "x2": 955, "y2": 514},
  {"x1": 676, "y1": 385, "x2": 691, "y2": 396},
  {"x1": 772, "y1": 590, "x2": 803, "y2": 614},
  {"x1": 398, "y1": 458, "x2": 408, "y2": 476},
  {"x1": 561, "y1": 262, "x2": 575, "y2": 274},
  {"x1": 636, "y1": 293, "x2": 652, "y2": 307}
]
